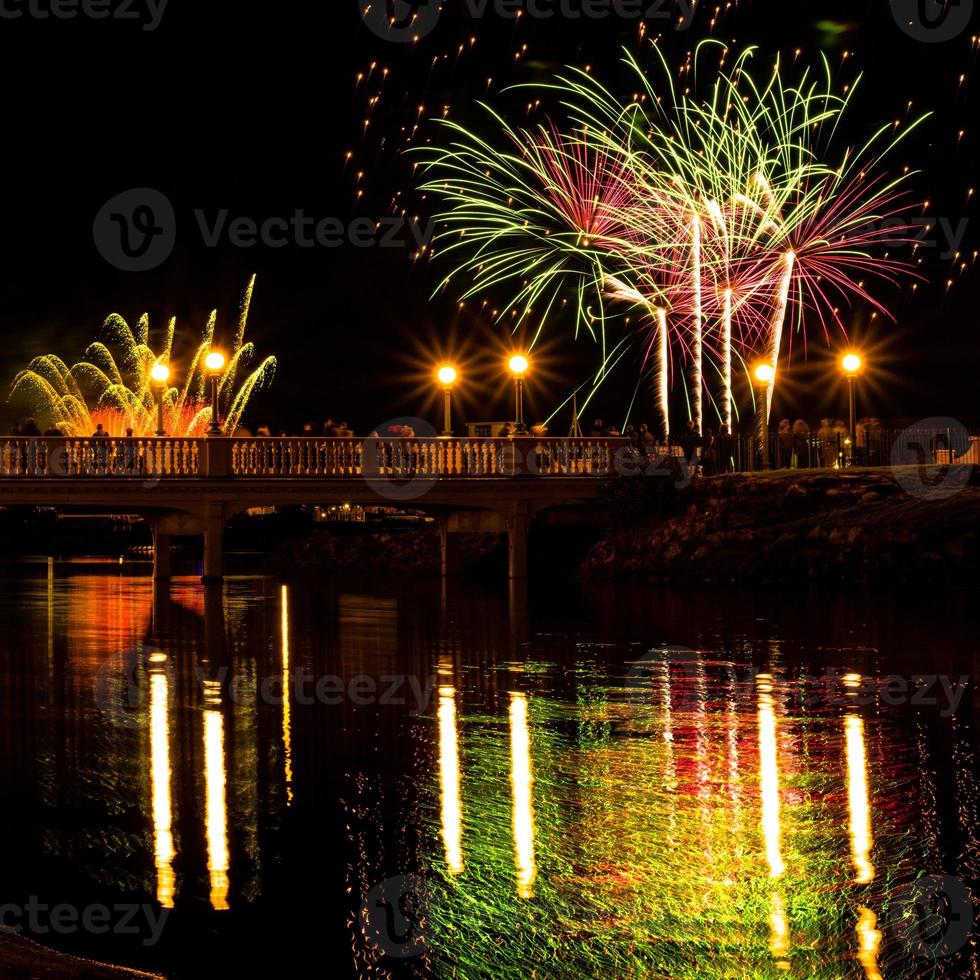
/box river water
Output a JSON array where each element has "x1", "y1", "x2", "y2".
[{"x1": 0, "y1": 558, "x2": 976, "y2": 978}]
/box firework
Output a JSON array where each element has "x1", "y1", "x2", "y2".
[
  {"x1": 10, "y1": 277, "x2": 276, "y2": 437},
  {"x1": 418, "y1": 43, "x2": 923, "y2": 434}
]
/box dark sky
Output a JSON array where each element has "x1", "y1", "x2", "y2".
[{"x1": 0, "y1": 0, "x2": 977, "y2": 434}]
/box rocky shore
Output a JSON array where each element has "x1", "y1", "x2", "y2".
[{"x1": 580, "y1": 467, "x2": 980, "y2": 585}]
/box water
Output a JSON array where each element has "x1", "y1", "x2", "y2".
[{"x1": 0, "y1": 559, "x2": 977, "y2": 978}]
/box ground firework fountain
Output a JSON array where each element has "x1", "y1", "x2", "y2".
[{"x1": 9, "y1": 277, "x2": 276, "y2": 437}]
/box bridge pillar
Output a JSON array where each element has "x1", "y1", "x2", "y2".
[
  {"x1": 151, "y1": 529, "x2": 172, "y2": 581},
  {"x1": 202, "y1": 505, "x2": 227, "y2": 584},
  {"x1": 506, "y1": 503, "x2": 530, "y2": 580},
  {"x1": 439, "y1": 526, "x2": 463, "y2": 577}
]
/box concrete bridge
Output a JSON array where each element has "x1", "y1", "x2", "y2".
[{"x1": 0, "y1": 435, "x2": 630, "y2": 581}]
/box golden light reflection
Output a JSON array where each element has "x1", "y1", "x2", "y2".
[
  {"x1": 281, "y1": 584, "x2": 293, "y2": 806},
  {"x1": 758, "y1": 674, "x2": 789, "y2": 967},
  {"x1": 204, "y1": 696, "x2": 230, "y2": 911},
  {"x1": 845, "y1": 714, "x2": 875, "y2": 884},
  {"x1": 438, "y1": 686, "x2": 464, "y2": 874},
  {"x1": 856, "y1": 906, "x2": 884, "y2": 980},
  {"x1": 757, "y1": 676, "x2": 785, "y2": 878},
  {"x1": 149, "y1": 671, "x2": 175, "y2": 908},
  {"x1": 769, "y1": 891, "x2": 791, "y2": 962},
  {"x1": 508, "y1": 692, "x2": 536, "y2": 898}
]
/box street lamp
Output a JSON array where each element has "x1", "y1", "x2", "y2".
[
  {"x1": 437, "y1": 365, "x2": 458, "y2": 437},
  {"x1": 205, "y1": 351, "x2": 226, "y2": 436},
  {"x1": 150, "y1": 362, "x2": 170, "y2": 437},
  {"x1": 754, "y1": 363, "x2": 775, "y2": 470},
  {"x1": 508, "y1": 354, "x2": 529, "y2": 435},
  {"x1": 842, "y1": 352, "x2": 862, "y2": 464}
]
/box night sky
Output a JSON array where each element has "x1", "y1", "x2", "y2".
[{"x1": 0, "y1": 0, "x2": 977, "y2": 435}]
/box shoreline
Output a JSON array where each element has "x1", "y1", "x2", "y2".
[
  {"x1": 581, "y1": 466, "x2": 980, "y2": 585},
  {"x1": 0, "y1": 933, "x2": 162, "y2": 979}
]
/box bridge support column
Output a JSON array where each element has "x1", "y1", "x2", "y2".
[
  {"x1": 202, "y1": 505, "x2": 226, "y2": 584},
  {"x1": 439, "y1": 526, "x2": 463, "y2": 577},
  {"x1": 507, "y1": 503, "x2": 530, "y2": 580},
  {"x1": 152, "y1": 529, "x2": 172, "y2": 581}
]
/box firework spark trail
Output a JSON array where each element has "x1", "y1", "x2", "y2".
[
  {"x1": 764, "y1": 251, "x2": 796, "y2": 427},
  {"x1": 691, "y1": 214, "x2": 703, "y2": 434},
  {"x1": 722, "y1": 288, "x2": 732, "y2": 432},
  {"x1": 657, "y1": 307, "x2": 670, "y2": 442}
]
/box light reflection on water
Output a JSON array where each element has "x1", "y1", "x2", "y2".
[{"x1": 0, "y1": 559, "x2": 976, "y2": 978}]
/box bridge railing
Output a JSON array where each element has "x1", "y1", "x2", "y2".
[
  {"x1": 0, "y1": 437, "x2": 200, "y2": 478},
  {"x1": 229, "y1": 436, "x2": 628, "y2": 478},
  {"x1": 0, "y1": 436, "x2": 627, "y2": 479}
]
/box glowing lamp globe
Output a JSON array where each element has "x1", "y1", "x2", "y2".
[
  {"x1": 508, "y1": 354, "x2": 529, "y2": 377},
  {"x1": 150, "y1": 363, "x2": 170, "y2": 384},
  {"x1": 842, "y1": 353, "x2": 862, "y2": 376},
  {"x1": 205, "y1": 351, "x2": 226, "y2": 372},
  {"x1": 437, "y1": 365, "x2": 458, "y2": 387},
  {"x1": 754, "y1": 364, "x2": 775, "y2": 385}
]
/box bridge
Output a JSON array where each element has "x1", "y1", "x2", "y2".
[{"x1": 0, "y1": 435, "x2": 630, "y2": 581}]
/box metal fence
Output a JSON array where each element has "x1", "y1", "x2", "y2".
[{"x1": 685, "y1": 427, "x2": 980, "y2": 474}]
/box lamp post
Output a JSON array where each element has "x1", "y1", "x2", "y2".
[
  {"x1": 842, "y1": 352, "x2": 862, "y2": 465},
  {"x1": 754, "y1": 363, "x2": 775, "y2": 470},
  {"x1": 205, "y1": 351, "x2": 226, "y2": 436},
  {"x1": 508, "y1": 354, "x2": 529, "y2": 435},
  {"x1": 437, "y1": 365, "x2": 458, "y2": 437},
  {"x1": 150, "y1": 362, "x2": 170, "y2": 437}
]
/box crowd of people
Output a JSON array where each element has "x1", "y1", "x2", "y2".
[{"x1": 6, "y1": 413, "x2": 889, "y2": 477}]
